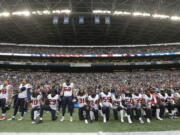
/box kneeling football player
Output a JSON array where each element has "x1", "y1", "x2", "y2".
[
  {"x1": 30, "y1": 91, "x2": 42, "y2": 124},
  {"x1": 112, "y1": 91, "x2": 124, "y2": 123},
  {"x1": 76, "y1": 88, "x2": 89, "y2": 124},
  {"x1": 88, "y1": 90, "x2": 100, "y2": 122},
  {"x1": 39, "y1": 90, "x2": 59, "y2": 122},
  {"x1": 100, "y1": 87, "x2": 112, "y2": 123}
]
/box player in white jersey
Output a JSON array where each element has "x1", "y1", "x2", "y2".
[
  {"x1": 166, "y1": 90, "x2": 175, "y2": 118},
  {"x1": 100, "y1": 87, "x2": 112, "y2": 123},
  {"x1": 8, "y1": 79, "x2": 31, "y2": 121},
  {"x1": 0, "y1": 80, "x2": 13, "y2": 120},
  {"x1": 142, "y1": 90, "x2": 153, "y2": 123},
  {"x1": 30, "y1": 91, "x2": 42, "y2": 124},
  {"x1": 88, "y1": 89, "x2": 100, "y2": 122},
  {"x1": 122, "y1": 91, "x2": 133, "y2": 124},
  {"x1": 76, "y1": 88, "x2": 89, "y2": 124},
  {"x1": 174, "y1": 89, "x2": 180, "y2": 116},
  {"x1": 157, "y1": 90, "x2": 168, "y2": 120},
  {"x1": 60, "y1": 79, "x2": 74, "y2": 122},
  {"x1": 112, "y1": 91, "x2": 124, "y2": 123},
  {"x1": 132, "y1": 90, "x2": 144, "y2": 124},
  {"x1": 39, "y1": 90, "x2": 59, "y2": 122}
]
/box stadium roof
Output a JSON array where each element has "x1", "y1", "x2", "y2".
[{"x1": 1, "y1": 0, "x2": 180, "y2": 45}]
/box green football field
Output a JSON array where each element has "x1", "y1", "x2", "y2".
[{"x1": 0, "y1": 109, "x2": 180, "y2": 133}]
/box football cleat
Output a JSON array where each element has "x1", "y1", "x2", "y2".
[
  {"x1": 139, "y1": 118, "x2": 144, "y2": 124},
  {"x1": 85, "y1": 119, "x2": 88, "y2": 124},
  {"x1": 18, "y1": 117, "x2": 24, "y2": 121},
  {"x1": 60, "y1": 116, "x2": 64, "y2": 122},
  {"x1": 70, "y1": 116, "x2": 73, "y2": 122},
  {"x1": 31, "y1": 121, "x2": 36, "y2": 124},
  {"x1": 147, "y1": 118, "x2": 151, "y2": 123},
  {"x1": 157, "y1": 117, "x2": 163, "y2": 121},
  {"x1": 120, "y1": 119, "x2": 124, "y2": 123},
  {"x1": 7, "y1": 117, "x2": 15, "y2": 121}
]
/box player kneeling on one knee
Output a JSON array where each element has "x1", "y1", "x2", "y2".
[
  {"x1": 132, "y1": 90, "x2": 144, "y2": 124},
  {"x1": 112, "y1": 91, "x2": 124, "y2": 123},
  {"x1": 100, "y1": 87, "x2": 112, "y2": 123},
  {"x1": 30, "y1": 91, "x2": 42, "y2": 124},
  {"x1": 39, "y1": 90, "x2": 59, "y2": 122},
  {"x1": 88, "y1": 90, "x2": 100, "y2": 122},
  {"x1": 122, "y1": 91, "x2": 133, "y2": 124},
  {"x1": 76, "y1": 88, "x2": 89, "y2": 124}
]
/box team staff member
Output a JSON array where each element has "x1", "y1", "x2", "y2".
[{"x1": 60, "y1": 79, "x2": 74, "y2": 122}]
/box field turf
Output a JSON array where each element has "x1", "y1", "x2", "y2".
[{"x1": 0, "y1": 109, "x2": 179, "y2": 133}]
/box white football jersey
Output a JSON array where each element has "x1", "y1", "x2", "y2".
[
  {"x1": 132, "y1": 94, "x2": 143, "y2": 103},
  {"x1": 143, "y1": 94, "x2": 153, "y2": 108},
  {"x1": 18, "y1": 84, "x2": 31, "y2": 98},
  {"x1": 166, "y1": 94, "x2": 174, "y2": 104},
  {"x1": 88, "y1": 95, "x2": 99, "y2": 110},
  {"x1": 100, "y1": 92, "x2": 111, "y2": 107},
  {"x1": 62, "y1": 82, "x2": 74, "y2": 97},
  {"x1": 123, "y1": 96, "x2": 133, "y2": 105},
  {"x1": 0, "y1": 85, "x2": 12, "y2": 99},
  {"x1": 48, "y1": 94, "x2": 59, "y2": 110},
  {"x1": 77, "y1": 94, "x2": 88, "y2": 108},
  {"x1": 31, "y1": 95, "x2": 42, "y2": 108},
  {"x1": 158, "y1": 93, "x2": 168, "y2": 102},
  {"x1": 112, "y1": 95, "x2": 122, "y2": 109}
]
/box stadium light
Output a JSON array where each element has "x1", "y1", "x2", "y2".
[
  {"x1": 132, "y1": 12, "x2": 151, "y2": 17},
  {"x1": 12, "y1": 11, "x2": 31, "y2": 16},
  {"x1": 0, "y1": 12, "x2": 10, "y2": 17},
  {"x1": 93, "y1": 10, "x2": 111, "y2": 14},
  {"x1": 152, "y1": 14, "x2": 170, "y2": 19},
  {"x1": 113, "y1": 11, "x2": 131, "y2": 15},
  {"x1": 171, "y1": 16, "x2": 180, "y2": 21},
  {"x1": 42, "y1": 10, "x2": 51, "y2": 15},
  {"x1": 52, "y1": 9, "x2": 71, "y2": 14}
]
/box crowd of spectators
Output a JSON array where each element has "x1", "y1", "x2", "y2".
[
  {"x1": 0, "y1": 45, "x2": 179, "y2": 54},
  {"x1": 0, "y1": 70, "x2": 179, "y2": 92}
]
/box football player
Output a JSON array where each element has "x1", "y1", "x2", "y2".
[
  {"x1": 30, "y1": 91, "x2": 42, "y2": 124},
  {"x1": 39, "y1": 90, "x2": 59, "y2": 122},
  {"x1": 76, "y1": 88, "x2": 89, "y2": 124},
  {"x1": 166, "y1": 89, "x2": 175, "y2": 118},
  {"x1": 112, "y1": 90, "x2": 124, "y2": 123},
  {"x1": 88, "y1": 89, "x2": 100, "y2": 122},
  {"x1": 157, "y1": 89, "x2": 167, "y2": 120},
  {"x1": 132, "y1": 90, "x2": 144, "y2": 124},
  {"x1": 8, "y1": 79, "x2": 31, "y2": 121},
  {"x1": 122, "y1": 90, "x2": 133, "y2": 124},
  {"x1": 142, "y1": 90, "x2": 152, "y2": 123},
  {"x1": 174, "y1": 88, "x2": 180, "y2": 116},
  {"x1": 100, "y1": 87, "x2": 112, "y2": 123},
  {"x1": 0, "y1": 80, "x2": 13, "y2": 120},
  {"x1": 60, "y1": 79, "x2": 74, "y2": 122}
]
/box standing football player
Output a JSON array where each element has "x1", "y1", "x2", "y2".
[
  {"x1": 60, "y1": 79, "x2": 74, "y2": 122},
  {"x1": 0, "y1": 80, "x2": 13, "y2": 120},
  {"x1": 8, "y1": 79, "x2": 31, "y2": 121}
]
